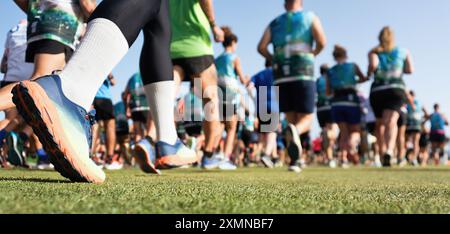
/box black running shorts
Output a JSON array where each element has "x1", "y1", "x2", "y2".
[
  {"x1": 370, "y1": 88, "x2": 406, "y2": 119},
  {"x1": 278, "y1": 80, "x2": 316, "y2": 114},
  {"x1": 317, "y1": 108, "x2": 333, "y2": 128},
  {"x1": 172, "y1": 55, "x2": 215, "y2": 80},
  {"x1": 26, "y1": 39, "x2": 74, "y2": 63},
  {"x1": 0, "y1": 81, "x2": 15, "y2": 88},
  {"x1": 131, "y1": 111, "x2": 149, "y2": 124},
  {"x1": 93, "y1": 98, "x2": 115, "y2": 121}
]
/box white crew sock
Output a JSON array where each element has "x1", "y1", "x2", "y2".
[
  {"x1": 60, "y1": 18, "x2": 129, "y2": 111},
  {"x1": 144, "y1": 81, "x2": 178, "y2": 145}
]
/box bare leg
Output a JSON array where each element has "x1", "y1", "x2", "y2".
[
  {"x1": 198, "y1": 65, "x2": 221, "y2": 153},
  {"x1": 338, "y1": 123, "x2": 349, "y2": 164},
  {"x1": 376, "y1": 119, "x2": 386, "y2": 156},
  {"x1": 348, "y1": 124, "x2": 361, "y2": 164},
  {"x1": 223, "y1": 115, "x2": 238, "y2": 157},
  {"x1": 412, "y1": 132, "x2": 420, "y2": 162},
  {"x1": 91, "y1": 122, "x2": 100, "y2": 157},
  {"x1": 264, "y1": 132, "x2": 277, "y2": 157},
  {"x1": 105, "y1": 119, "x2": 116, "y2": 158},
  {"x1": 0, "y1": 109, "x2": 20, "y2": 131},
  {"x1": 133, "y1": 121, "x2": 145, "y2": 143},
  {"x1": 397, "y1": 125, "x2": 407, "y2": 162},
  {"x1": 326, "y1": 123, "x2": 338, "y2": 161},
  {"x1": 286, "y1": 112, "x2": 313, "y2": 135},
  {"x1": 383, "y1": 110, "x2": 400, "y2": 155}
]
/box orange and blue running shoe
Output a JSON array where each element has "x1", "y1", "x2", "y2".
[
  {"x1": 154, "y1": 139, "x2": 198, "y2": 169},
  {"x1": 12, "y1": 75, "x2": 106, "y2": 184}
]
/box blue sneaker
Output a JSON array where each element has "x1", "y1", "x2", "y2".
[
  {"x1": 218, "y1": 159, "x2": 237, "y2": 170},
  {"x1": 202, "y1": 154, "x2": 223, "y2": 170},
  {"x1": 154, "y1": 139, "x2": 197, "y2": 169},
  {"x1": 12, "y1": 75, "x2": 106, "y2": 183},
  {"x1": 134, "y1": 138, "x2": 161, "y2": 175}
]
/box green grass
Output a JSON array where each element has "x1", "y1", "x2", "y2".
[{"x1": 0, "y1": 167, "x2": 449, "y2": 214}]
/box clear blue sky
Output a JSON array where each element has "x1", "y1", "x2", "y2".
[{"x1": 1, "y1": 0, "x2": 450, "y2": 136}]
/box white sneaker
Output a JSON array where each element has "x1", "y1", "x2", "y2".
[
  {"x1": 37, "y1": 163, "x2": 54, "y2": 170},
  {"x1": 288, "y1": 165, "x2": 302, "y2": 173},
  {"x1": 374, "y1": 155, "x2": 382, "y2": 168},
  {"x1": 299, "y1": 159, "x2": 307, "y2": 168},
  {"x1": 329, "y1": 159, "x2": 337, "y2": 168},
  {"x1": 218, "y1": 160, "x2": 237, "y2": 171},
  {"x1": 105, "y1": 161, "x2": 123, "y2": 170}
]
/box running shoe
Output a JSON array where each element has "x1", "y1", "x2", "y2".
[
  {"x1": 273, "y1": 158, "x2": 284, "y2": 168},
  {"x1": 288, "y1": 165, "x2": 302, "y2": 173},
  {"x1": 11, "y1": 75, "x2": 106, "y2": 183},
  {"x1": 36, "y1": 157, "x2": 54, "y2": 170},
  {"x1": 104, "y1": 161, "x2": 123, "y2": 170},
  {"x1": 284, "y1": 124, "x2": 302, "y2": 164},
  {"x1": 201, "y1": 153, "x2": 225, "y2": 170},
  {"x1": 299, "y1": 159, "x2": 307, "y2": 169},
  {"x1": 341, "y1": 159, "x2": 350, "y2": 169},
  {"x1": 261, "y1": 155, "x2": 274, "y2": 168},
  {"x1": 328, "y1": 159, "x2": 337, "y2": 168},
  {"x1": 382, "y1": 153, "x2": 392, "y2": 167},
  {"x1": 134, "y1": 138, "x2": 160, "y2": 175},
  {"x1": 6, "y1": 132, "x2": 28, "y2": 168},
  {"x1": 154, "y1": 139, "x2": 197, "y2": 169},
  {"x1": 91, "y1": 154, "x2": 105, "y2": 168},
  {"x1": 218, "y1": 159, "x2": 237, "y2": 170},
  {"x1": 287, "y1": 142, "x2": 301, "y2": 172}
]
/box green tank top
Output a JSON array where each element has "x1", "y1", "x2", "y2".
[{"x1": 169, "y1": 0, "x2": 214, "y2": 59}]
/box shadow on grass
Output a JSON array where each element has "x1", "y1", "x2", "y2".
[{"x1": 0, "y1": 177, "x2": 71, "y2": 184}]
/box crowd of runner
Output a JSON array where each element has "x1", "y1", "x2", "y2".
[{"x1": 0, "y1": 0, "x2": 448, "y2": 182}]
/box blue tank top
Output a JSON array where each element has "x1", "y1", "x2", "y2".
[
  {"x1": 215, "y1": 52, "x2": 238, "y2": 79},
  {"x1": 95, "y1": 78, "x2": 112, "y2": 100},
  {"x1": 215, "y1": 52, "x2": 241, "y2": 104},
  {"x1": 316, "y1": 75, "x2": 330, "y2": 106},
  {"x1": 127, "y1": 73, "x2": 150, "y2": 112},
  {"x1": 328, "y1": 63, "x2": 357, "y2": 91},
  {"x1": 270, "y1": 10, "x2": 315, "y2": 84},
  {"x1": 430, "y1": 112, "x2": 445, "y2": 131},
  {"x1": 371, "y1": 47, "x2": 408, "y2": 93},
  {"x1": 251, "y1": 68, "x2": 279, "y2": 113},
  {"x1": 407, "y1": 99, "x2": 422, "y2": 127}
]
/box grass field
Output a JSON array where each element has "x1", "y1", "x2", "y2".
[{"x1": 0, "y1": 167, "x2": 449, "y2": 214}]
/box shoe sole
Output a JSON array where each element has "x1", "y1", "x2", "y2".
[
  {"x1": 156, "y1": 152, "x2": 198, "y2": 170},
  {"x1": 12, "y1": 82, "x2": 105, "y2": 184},
  {"x1": 134, "y1": 144, "x2": 161, "y2": 175}
]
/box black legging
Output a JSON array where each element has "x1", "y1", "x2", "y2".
[{"x1": 89, "y1": 0, "x2": 173, "y2": 85}]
